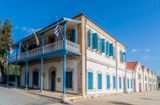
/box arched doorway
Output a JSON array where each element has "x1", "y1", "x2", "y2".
[
  {"x1": 49, "y1": 66, "x2": 57, "y2": 91},
  {"x1": 32, "y1": 69, "x2": 39, "y2": 89},
  {"x1": 51, "y1": 71, "x2": 56, "y2": 91}
]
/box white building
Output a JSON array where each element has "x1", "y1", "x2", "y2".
[
  {"x1": 127, "y1": 62, "x2": 157, "y2": 93},
  {"x1": 7, "y1": 13, "x2": 157, "y2": 98}
]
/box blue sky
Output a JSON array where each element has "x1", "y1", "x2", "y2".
[{"x1": 0, "y1": 0, "x2": 160, "y2": 75}]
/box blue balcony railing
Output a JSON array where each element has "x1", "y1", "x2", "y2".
[{"x1": 9, "y1": 40, "x2": 80, "y2": 63}]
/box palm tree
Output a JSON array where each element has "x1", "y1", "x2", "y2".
[{"x1": 0, "y1": 18, "x2": 13, "y2": 83}]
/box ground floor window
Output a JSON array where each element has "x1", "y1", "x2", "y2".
[
  {"x1": 127, "y1": 79, "x2": 130, "y2": 89},
  {"x1": 130, "y1": 79, "x2": 132, "y2": 89},
  {"x1": 88, "y1": 72, "x2": 93, "y2": 89},
  {"x1": 106, "y1": 75, "x2": 110, "y2": 89},
  {"x1": 119, "y1": 77, "x2": 122, "y2": 89},
  {"x1": 113, "y1": 76, "x2": 116, "y2": 89},
  {"x1": 66, "y1": 71, "x2": 73, "y2": 88},
  {"x1": 98, "y1": 74, "x2": 102, "y2": 89}
]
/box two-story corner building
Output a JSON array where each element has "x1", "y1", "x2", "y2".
[
  {"x1": 7, "y1": 13, "x2": 127, "y2": 97},
  {"x1": 126, "y1": 61, "x2": 157, "y2": 93}
]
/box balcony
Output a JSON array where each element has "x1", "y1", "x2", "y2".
[{"x1": 9, "y1": 40, "x2": 80, "y2": 63}]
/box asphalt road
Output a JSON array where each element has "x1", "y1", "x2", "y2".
[
  {"x1": 0, "y1": 86, "x2": 65, "y2": 105},
  {"x1": 73, "y1": 90, "x2": 160, "y2": 105},
  {"x1": 0, "y1": 86, "x2": 160, "y2": 105}
]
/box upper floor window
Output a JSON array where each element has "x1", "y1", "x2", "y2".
[{"x1": 120, "y1": 51, "x2": 126, "y2": 63}]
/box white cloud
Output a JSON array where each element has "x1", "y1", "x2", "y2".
[
  {"x1": 131, "y1": 49, "x2": 139, "y2": 53},
  {"x1": 143, "y1": 56, "x2": 151, "y2": 60},
  {"x1": 144, "y1": 48, "x2": 151, "y2": 52},
  {"x1": 14, "y1": 26, "x2": 42, "y2": 35}
]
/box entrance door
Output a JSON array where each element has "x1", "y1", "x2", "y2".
[
  {"x1": 51, "y1": 71, "x2": 56, "y2": 91},
  {"x1": 33, "y1": 71, "x2": 39, "y2": 88}
]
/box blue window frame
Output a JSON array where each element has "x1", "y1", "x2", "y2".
[
  {"x1": 66, "y1": 71, "x2": 73, "y2": 88},
  {"x1": 127, "y1": 79, "x2": 130, "y2": 89},
  {"x1": 88, "y1": 72, "x2": 93, "y2": 89},
  {"x1": 106, "y1": 75, "x2": 110, "y2": 89},
  {"x1": 119, "y1": 77, "x2": 122, "y2": 89},
  {"x1": 98, "y1": 74, "x2": 102, "y2": 89},
  {"x1": 113, "y1": 76, "x2": 116, "y2": 89}
]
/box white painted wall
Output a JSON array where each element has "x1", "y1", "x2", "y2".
[
  {"x1": 20, "y1": 59, "x2": 78, "y2": 94},
  {"x1": 126, "y1": 70, "x2": 134, "y2": 93}
]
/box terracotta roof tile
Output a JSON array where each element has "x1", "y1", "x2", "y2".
[{"x1": 127, "y1": 62, "x2": 138, "y2": 70}]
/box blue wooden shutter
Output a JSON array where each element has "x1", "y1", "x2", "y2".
[
  {"x1": 66, "y1": 72, "x2": 73, "y2": 88},
  {"x1": 92, "y1": 33, "x2": 98, "y2": 49},
  {"x1": 98, "y1": 74, "x2": 102, "y2": 89},
  {"x1": 106, "y1": 75, "x2": 110, "y2": 89},
  {"x1": 109, "y1": 43, "x2": 113, "y2": 56},
  {"x1": 88, "y1": 72, "x2": 93, "y2": 89},
  {"x1": 87, "y1": 30, "x2": 91, "y2": 48},
  {"x1": 113, "y1": 76, "x2": 116, "y2": 89},
  {"x1": 92, "y1": 33, "x2": 95, "y2": 49},
  {"x1": 101, "y1": 38, "x2": 105, "y2": 53}
]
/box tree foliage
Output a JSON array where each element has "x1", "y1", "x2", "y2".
[{"x1": 0, "y1": 18, "x2": 13, "y2": 68}]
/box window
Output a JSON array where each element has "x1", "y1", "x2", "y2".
[
  {"x1": 100, "y1": 38, "x2": 105, "y2": 53},
  {"x1": 88, "y1": 72, "x2": 93, "y2": 89},
  {"x1": 105, "y1": 41, "x2": 109, "y2": 56},
  {"x1": 113, "y1": 76, "x2": 116, "y2": 89},
  {"x1": 66, "y1": 71, "x2": 73, "y2": 88},
  {"x1": 130, "y1": 79, "x2": 132, "y2": 88},
  {"x1": 119, "y1": 77, "x2": 122, "y2": 89},
  {"x1": 120, "y1": 51, "x2": 123, "y2": 62},
  {"x1": 98, "y1": 74, "x2": 102, "y2": 89},
  {"x1": 71, "y1": 29, "x2": 76, "y2": 42},
  {"x1": 127, "y1": 79, "x2": 130, "y2": 89},
  {"x1": 87, "y1": 30, "x2": 91, "y2": 48},
  {"x1": 106, "y1": 75, "x2": 110, "y2": 89},
  {"x1": 109, "y1": 43, "x2": 113, "y2": 56},
  {"x1": 123, "y1": 52, "x2": 126, "y2": 63},
  {"x1": 120, "y1": 51, "x2": 126, "y2": 63},
  {"x1": 92, "y1": 33, "x2": 98, "y2": 50}
]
